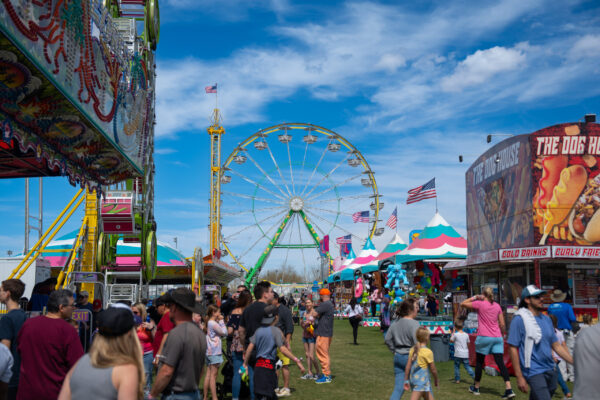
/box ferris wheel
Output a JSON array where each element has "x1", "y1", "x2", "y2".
[{"x1": 219, "y1": 123, "x2": 382, "y2": 284}]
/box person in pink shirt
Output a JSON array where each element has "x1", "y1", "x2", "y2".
[{"x1": 461, "y1": 287, "x2": 515, "y2": 399}]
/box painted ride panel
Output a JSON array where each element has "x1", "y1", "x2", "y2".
[{"x1": 0, "y1": 0, "x2": 155, "y2": 189}]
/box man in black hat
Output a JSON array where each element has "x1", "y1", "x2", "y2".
[{"x1": 150, "y1": 288, "x2": 206, "y2": 399}]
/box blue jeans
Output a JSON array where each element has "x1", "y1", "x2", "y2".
[
  {"x1": 232, "y1": 351, "x2": 244, "y2": 399},
  {"x1": 162, "y1": 390, "x2": 202, "y2": 400},
  {"x1": 143, "y1": 352, "x2": 153, "y2": 390},
  {"x1": 390, "y1": 353, "x2": 409, "y2": 400},
  {"x1": 526, "y1": 369, "x2": 557, "y2": 400},
  {"x1": 248, "y1": 363, "x2": 255, "y2": 400},
  {"x1": 555, "y1": 363, "x2": 570, "y2": 395},
  {"x1": 453, "y1": 357, "x2": 474, "y2": 381}
]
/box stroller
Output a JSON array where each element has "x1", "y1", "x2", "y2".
[{"x1": 217, "y1": 350, "x2": 251, "y2": 400}]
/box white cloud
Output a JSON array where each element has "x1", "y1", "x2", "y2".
[
  {"x1": 567, "y1": 34, "x2": 600, "y2": 59},
  {"x1": 441, "y1": 46, "x2": 527, "y2": 92},
  {"x1": 155, "y1": 148, "x2": 177, "y2": 155}
]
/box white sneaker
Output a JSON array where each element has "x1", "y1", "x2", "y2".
[
  {"x1": 277, "y1": 387, "x2": 291, "y2": 397},
  {"x1": 300, "y1": 373, "x2": 313, "y2": 380}
]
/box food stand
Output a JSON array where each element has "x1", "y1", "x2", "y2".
[{"x1": 461, "y1": 121, "x2": 600, "y2": 322}]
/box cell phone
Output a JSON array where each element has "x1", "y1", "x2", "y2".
[{"x1": 146, "y1": 316, "x2": 151, "y2": 323}]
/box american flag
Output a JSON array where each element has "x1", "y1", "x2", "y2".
[
  {"x1": 407, "y1": 178, "x2": 437, "y2": 204},
  {"x1": 205, "y1": 84, "x2": 217, "y2": 93},
  {"x1": 352, "y1": 210, "x2": 370, "y2": 223},
  {"x1": 386, "y1": 207, "x2": 398, "y2": 229},
  {"x1": 336, "y1": 234, "x2": 352, "y2": 244}
]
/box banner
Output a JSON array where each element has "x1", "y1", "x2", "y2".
[
  {"x1": 531, "y1": 123, "x2": 600, "y2": 246},
  {"x1": 466, "y1": 135, "x2": 533, "y2": 255}
]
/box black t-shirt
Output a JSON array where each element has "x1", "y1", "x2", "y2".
[
  {"x1": 276, "y1": 305, "x2": 294, "y2": 336},
  {"x1": 0, "y1": 308, "x2": 26, "y2": 387},
  {"x1": 240, "y1": 301, "x2": 266, "y2": 347}
]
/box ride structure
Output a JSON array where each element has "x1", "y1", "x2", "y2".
[
  {"x1": 1, "y1": 0, "x2": 160, "y2": 303},
  {"x1": 202, "y1": 108, "x2": 241, "y2": 289},
  {"x1": 219, "y1": 123, "x2": 382, "y2": 288}
]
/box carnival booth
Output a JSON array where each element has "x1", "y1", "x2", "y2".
[
  {"x1": 394, "y1": 213, "x2": 467, "y2": 340},
  {"x1": 460, "y1": 121, "x2": 600, "y2": 323}
]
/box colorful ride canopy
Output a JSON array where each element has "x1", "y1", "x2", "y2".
[
  {"x1": 0, "y1": 1, "x2": 156, "y2": 189},
  {"x1": 396, "y1": 213, "x2": 467, "y2": 263},
  {"x1": 42, "y1": 230, "x2": 187, "y2": 269}
]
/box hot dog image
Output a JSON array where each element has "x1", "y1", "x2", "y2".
[
  {"x1": 538, "y1": 156, "x2": 568, "y2": 209},
  {"x1": 539, "y1": 164, "x2": 588, "y2": 244},
  {"x1": 569, "y1": 174, "x2": 600, "y2": 243}
]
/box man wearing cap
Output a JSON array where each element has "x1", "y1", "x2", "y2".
[
  {"x1": 547, "y1": 289, "x2": 576, "y2": 382},
  {"x1": 312, "y1": 288, "x2": 334, "y2": 384},
  {"x1": 150, "y1": 288, "x2": 207, "y2": 400},
  {"x1": 508, "y1": 285, "x2": 573, "y2": 400},
  {"x1": 153, "y1": 293, "x2": 176, "y2": 366}
]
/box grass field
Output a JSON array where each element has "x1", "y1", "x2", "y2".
[{"x1": 215, "y1": 319, "x2": 572, "y2": 400}]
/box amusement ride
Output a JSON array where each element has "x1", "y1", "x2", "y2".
[
  {"x1": 214, "y1": 121, "x2": 383, "y2": 287},
  {"x1": 0, "y1": 0, "x2": 383, "y2": 304}
]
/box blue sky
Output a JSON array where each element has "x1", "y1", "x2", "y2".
[{"x1": 2, "y1": 0, "x2": 600, "y2": 280}]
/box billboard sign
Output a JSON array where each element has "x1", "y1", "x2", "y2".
[
  {"x1": 531, "y1": 123, "x2": 600, "y2": 246},
  {"x1": 466, "y1": 135, "x2": 533, "y2": 255}
]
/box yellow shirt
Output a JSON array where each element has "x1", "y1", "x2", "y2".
[{"x1": 408, "y1": 346, "x2": 434, "y2": 369}]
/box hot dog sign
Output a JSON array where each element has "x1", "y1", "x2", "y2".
[
  {"x1": 532, "y1": 123, "x2": 600, "y2": 246},
  {"x1": 466, "y1": 121, "x2": 600, "y2": 256}
]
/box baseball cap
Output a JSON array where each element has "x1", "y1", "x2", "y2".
[
  {"x1": 261, "y1": 304, "x2": 278, "y2": 325},
  {"x1": 319, "y1": 288, "x2": 331, "y2": 296},
  {"x1": 97, "y1": 307, "x2": 135, "y2": 337},
  {"x1": 521, "y1": 285, "x2": 546, "y2": 298}
]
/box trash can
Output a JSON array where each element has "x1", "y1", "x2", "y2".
[{"x1": 430, "y1": 335, "x2": 450, "y2": 362}]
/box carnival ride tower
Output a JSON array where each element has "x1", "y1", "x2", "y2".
[{"x1": 208, "y1": 109, "x2": 225, "y2": 258}]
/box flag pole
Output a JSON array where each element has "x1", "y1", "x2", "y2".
[
  {"x1": 215, "y1": 82, "x2": 218, "y2": 110},
  {"x1": 395, "y1": 205, "x2": 398, "y2": 233}
]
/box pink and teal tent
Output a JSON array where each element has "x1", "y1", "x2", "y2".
[
  {"x1": 374, "y1": 233, "x2": 408, "y2": 267},
  {"x1": 41, "y1": 230, "x2": 188, "y2": 268},
  {"x1": 348, "y1": 237, "x2": 379, "y2": 273},
  {"x1": 395, "y1": 213, "x2": 467, "y2": 263}
]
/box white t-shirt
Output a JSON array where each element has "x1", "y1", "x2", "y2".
[
  {"x1": 451, "y1": 330, "x2": 470, "y2": 358},
  {"x1": 344, "y1": 304, "x2": 363, "y2": 318}
]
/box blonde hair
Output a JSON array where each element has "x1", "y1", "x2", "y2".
[
  {"x1": 483, "y1": 287, "x2": 494, "y2": 303},
  {"x1": 132, "y1": 302, "x2": 147, "y2": 321},
  {"x1": 89, "y1": 328, "x2": 145, "y2": 399},
  {"x1": 411, "y1": 327, "x2": 431, "y2": 362}
]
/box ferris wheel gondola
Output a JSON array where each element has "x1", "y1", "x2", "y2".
[{"x1": 219, "y1": 123, "x2": 381, "y2": 285}]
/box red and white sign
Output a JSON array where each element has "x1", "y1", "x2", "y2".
[
  {"x1": 499, "y1": 246, "x2": 550, "y2": 261},
  {"x1": 552, "y1": 246, "x2": 600, "y2": 259}
]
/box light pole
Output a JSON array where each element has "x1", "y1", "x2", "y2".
[{"x1": 173, "y1": 237, "x2": 178, "y2": 249}]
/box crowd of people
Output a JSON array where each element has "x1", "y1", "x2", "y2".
[{"x1": 0, "y1": 277, "x2": 598, "y2": 400}]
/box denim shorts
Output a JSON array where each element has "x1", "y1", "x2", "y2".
[
  {"x1": 206, "y1": 354, "x2": 223, "y2": 365},
  {"x1": 475, "y1": 336, "x2": 504, "y2": 355},
  {"x1": 302, "y1": 337, "x2": 316, "y2": 344}
]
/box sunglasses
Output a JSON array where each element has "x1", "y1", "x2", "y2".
[{"x1": 530, "y1": 295, "x2": 542, "y2": 299}]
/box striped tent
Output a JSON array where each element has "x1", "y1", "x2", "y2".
[
  {"x1": 347, "y1": 237, "x2": 379, "y2": 273},
  {"x1": 327, "y1": 248, "x2": 357, "y2": 282},
  {"x1": 374, "y1": 233, "x2": 408, "y2": 266},
  {"x1": 396, "y1": 213, "x2": 467, "y2": 263}
]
